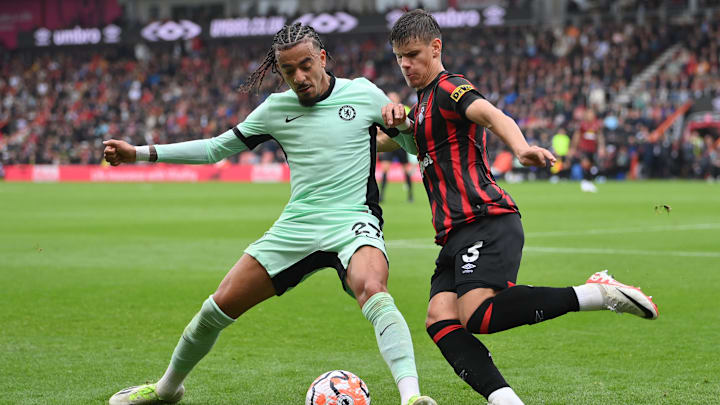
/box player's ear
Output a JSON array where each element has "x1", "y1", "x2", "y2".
[
  {"x1": 431, "y1": 38, "x2": 442, "y2": 58},
  {"x1": 319, "y1": 49, "x2": 326, "y2": 68}
]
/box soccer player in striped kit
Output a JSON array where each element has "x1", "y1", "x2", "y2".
[{"x1": 379, "y1": 9, "x2": 658, "y2": 405}]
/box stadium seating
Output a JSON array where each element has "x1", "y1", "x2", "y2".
[{"x1": 1, "y1": 15, "x2": 718, "y2": 179}]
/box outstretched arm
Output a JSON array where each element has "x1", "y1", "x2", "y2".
[
  {"x1": 103, "y1": 128, "x2": 248, "y2": 166},
  {"x1": 464, "y1": 99, "x2": 556, "y2": 168}
]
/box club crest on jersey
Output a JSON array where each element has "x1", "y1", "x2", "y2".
[
  {"x1": 338, "y1": 105, "x2": 356, "y2": 121},
  {"x1": 416, "y1": 103, "x2": 426, "y2": 124},
  {"x1": 450, "y1": 84, "x2": 474, "y2": 102}
]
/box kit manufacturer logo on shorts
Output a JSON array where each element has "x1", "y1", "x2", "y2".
[
  {"x1": 461, "y1": 263, "x2": 476, "y2": 273},
  {"x1": 338, "y1": 105, "x2": 356, "y2": 121}
]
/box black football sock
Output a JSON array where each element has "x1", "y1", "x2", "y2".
[
  {"x1": 404, "y1": 170, "x2": 413, "y2": 200},
  {"x1": 427, "y1": 320, "x2": 508, "y2": 399},
  {"x1": 467, "y1": 285, "x2": 579, "y2": 334}
]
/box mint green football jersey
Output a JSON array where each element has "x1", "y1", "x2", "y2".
[
  {"x1": 237, "y1": 77, "x2": 395, "y2": 213},
  {"x1": 154, "y1": 76, "x2": 417, "y2": 216}
]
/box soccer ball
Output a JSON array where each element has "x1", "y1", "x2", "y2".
[{"x1": 305, "y1": 370, "x2": 370, "y2": 405}]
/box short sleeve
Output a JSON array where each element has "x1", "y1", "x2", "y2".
[
  {"x1": 235, "y1": 97, "x2": 274, "y2": 149},
  {"x1": 437, "y1": 76, "x2": 485, "y2": 120},
  {"x1": 357, "y1": 78, "x2": 392, "y2": 125}
]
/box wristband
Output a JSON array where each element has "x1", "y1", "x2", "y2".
[
  {"x1": 135, "y1": 146, "x2": 149, "y2": 161},
  {"x1": 397, "y1": 117, "x2": 413, "y2": 133},
  {"x1": 134, "y1": 145, "x2": 158, "y2": 162}
]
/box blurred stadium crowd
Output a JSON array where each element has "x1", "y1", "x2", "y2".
[{"x1": 1, "y1": 13, "x2": 719, "y2": 180}]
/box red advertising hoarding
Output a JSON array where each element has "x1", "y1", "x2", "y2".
[{"x1": 4, "y1": 163, "x2": 423, "y2": 183}]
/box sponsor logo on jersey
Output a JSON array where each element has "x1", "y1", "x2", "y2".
[
  {"x1": 419, "y1": 153, "x2": 433, "y2": 175},
  {"x1": 338, "y1": 105, "x2": 356, "y2": 121},
  {"x1": 450, "y1": 84, "x2": 474, "y2": 102}
]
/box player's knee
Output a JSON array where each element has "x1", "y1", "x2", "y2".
[
  {"x1": 426, "y1": 306, "x2": 458, "y2": 329},
  {"x1": 426, "y1": 309, "x2": 452, "y2": 329},
  {"x1": 463, "y1": 297, "x2": 495, "y2": 333},
  {"x1": 354, "y1": 281, "x2": 388, "y2": 307},
  {"x1": 458, "y1": 286, "x2": 498, "y2": 331}
]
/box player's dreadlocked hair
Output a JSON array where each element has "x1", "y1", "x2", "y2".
[
  {"x1": 388, "y1": 9, "x2": 442, "y2": 47},
  {"x1": 239, "y1": 22, "x2": 328, "y2": 93}
]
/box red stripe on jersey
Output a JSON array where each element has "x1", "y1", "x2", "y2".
[
  {"x1": 444, "y1": 110, "x2": 474, "y2": 220},
  {"x1": 437, "y1": 80, "x2": 462, "y2": 120},
  {"x1": 423, "y1": 87, "x2": 452, "y2": 239},
  {"x1": 431, "y1": 324, "x2": 463, "y2": 343},
  {"x1": 480, "y1": 302, "x2": 493, "y2": 334},
  {"x1": 438, "y1": 107, "x2": 461, "y2": 121},
  {"x1": 468, "y1": 125, "x2": 497, "y2": 207},
  {"x1": 480, "y1": 127, "x2": 513, "y2": 210}
]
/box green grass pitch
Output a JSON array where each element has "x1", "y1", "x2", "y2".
[{"x1": 2, "y1": 180, "x2": 719, "y2": 404}]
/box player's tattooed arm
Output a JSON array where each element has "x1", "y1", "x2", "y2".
[{"x1": 465, "y1": 98, "x2": 556, "y2": 168}]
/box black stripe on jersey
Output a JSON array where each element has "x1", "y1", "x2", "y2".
[
  {"x1": 471, "y1": 128, "x2": 493, "y2": 197},
  {"x1": 232, "y1": 126, "x2": 272, "y2": 150},
  {"x1": 271, "y1": 251, "x2": 345, "y2": 296},
  {"x1": 367, "y1": 125, "x2": 383, "y2": 227},
  {"x1": 375, "y1": 122, "x2": 401, "y2": 138}
]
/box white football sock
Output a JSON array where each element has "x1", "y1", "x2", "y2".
[
  {"x1": 397, "y1": 376, "x2": 420, "y2": 404},
  {"x1": 361, "y1": 292, "x2": 419, "y2": 404},
  {"x1": 573, "y1": 283, "x2": 605, "y2": 311},
  {"x1": 488, "y1": 387, "x2": 524, "y2": 404},
  {"x1": 156, "y1": 366, "x2": 185, "y2": 398}
]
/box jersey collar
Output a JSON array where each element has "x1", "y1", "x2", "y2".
[
  {"x1": 417, "y1": 70, "x2": 448, "y2": 97},
  {"x1": 313, "y1": 71, "x2": 336, "y2": 104}
]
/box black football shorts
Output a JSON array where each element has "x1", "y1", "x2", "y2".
[{"x1": 430, "y1": 213, "x2": 524, "y2": 299}]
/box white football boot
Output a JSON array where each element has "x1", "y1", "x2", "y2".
[
  {"x1": 109, "y1": 383, "x2": 184, "y2": 405},
  {"x1": 586, "y1": 270, "x2": 658, "y2": 319}
]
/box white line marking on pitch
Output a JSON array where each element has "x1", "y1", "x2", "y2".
[
  {"x1": 523, "y1": 246, "x2": 720, "y2": 258},
  {"x1": 525, "y1": 223, "x2": 720, "y2": 237},
  {"x1": 387, "y1": 223, "x2": 720, "y2": 244},
  {"x1": 385, "y1": 242, "x2": 720, "y2": 258}
]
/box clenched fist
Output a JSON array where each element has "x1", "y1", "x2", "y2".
[{"x1": 103, "y1": 139, "x2": 136, "y2": 166}]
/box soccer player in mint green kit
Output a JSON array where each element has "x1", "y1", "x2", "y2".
[{"x1": 104, "y1": 23, "x2": 436, "y2": 405}]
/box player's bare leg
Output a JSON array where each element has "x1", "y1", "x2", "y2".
[
  {"x1": 345, "y1": 246, "x2": 436, "y2": 405},
  {"x1": 109, "y1": 254, "x2": 276, "y2": 405}
]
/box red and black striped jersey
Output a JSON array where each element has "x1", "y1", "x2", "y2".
[{"x1": 409, "y1": 71, "x2": 519, "y2": 245}]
